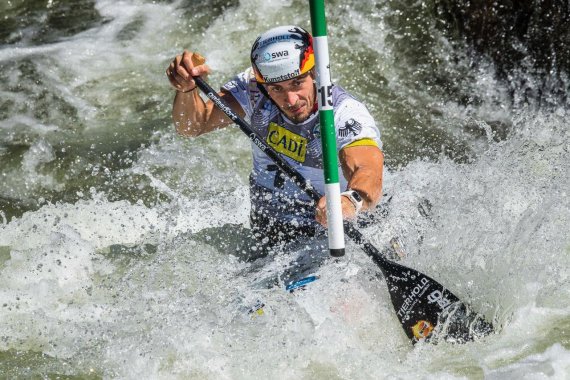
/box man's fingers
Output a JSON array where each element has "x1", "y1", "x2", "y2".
[
  {"x1": 179, "y1": 51, "x2": 209, "y2": 77},
  {"x1": 317, "y1": 211, "x2": 328, "y2": 227},
  {"x1": 315, "y1": 200, "x2": 328, "y2": 227},
  {"x1": 166, "y1": 72, "x2": 181, "y2": 89},
  {"x1": 166, "y1": 63, "x2": 177, "y2": 82},
  {"x1": 173, "y1": 75, "x2": 195, "y2": 92},
  {"x1": 166, "y1": 65, "x2": 192, "y2": 92},
  {"x1": 166, "y1": 51, "x2": 206, "y2": 91},
  {"x1": 181, "y1": 52, "x2": 193, "y2": 76},
  {"x1": 175, "y1": 54, "x2": 183, "y2": 67},
  {"x1": 175, "y1": 63, "x2": 190, "y2": 80}
]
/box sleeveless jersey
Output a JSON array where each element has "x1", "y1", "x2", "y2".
[{"x1": 222, "y1": 68, "x2": 382, "y2": 227}]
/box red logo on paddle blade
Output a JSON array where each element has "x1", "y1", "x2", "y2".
[{"x1": 412, "y1": 320, "x2": 434, "y2": 340}]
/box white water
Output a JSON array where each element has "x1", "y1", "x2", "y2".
[{"x1": 1, "y1": 0, "x2": 569, "y2": 378}]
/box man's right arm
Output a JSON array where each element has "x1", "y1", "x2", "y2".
[{"x1": 166, "y1": 51, "x2": 244, "y2": 137}]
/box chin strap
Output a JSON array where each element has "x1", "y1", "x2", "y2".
[{"x1": 311, "y1": 102, "x2": 319, "y2": 113}]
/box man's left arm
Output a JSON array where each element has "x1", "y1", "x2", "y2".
[{"x1": 315, "y1": 145, "x2": 384, "y2": 225}]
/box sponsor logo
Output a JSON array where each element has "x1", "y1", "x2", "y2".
[
  {"x1": 427, "y1": 289, "x2": 452, "y2": 310},
  {"x1": 263, "y1": 69, "x2": 301, "y2": 83},
  {"x1": 397, "y1": 277, "x2": 430, "y2": 319},
  {"x1": 249, "y1": 133, "x2": 267, "y2": 152},
  {"x1": 339, "y1": 118, "x2": 363, "y2": 138},
  {"x1": 263, "y1": 50, "x2": 289, "y2": 61},
  {"x1": 266, "y1": 122, "x2": 307, "y2": 162},
  {"x1": 412, "y1": 320, "x2": 434, "y2": 339},
  {"x1": 258, "y1": 34, "x2": 293, "y2": 48},
  {"x1": 207, "y1": 92, "x2": 237, "y2": 120}
]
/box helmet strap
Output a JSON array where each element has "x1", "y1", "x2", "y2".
[
  {"x1": 311, "y1": 79, "x2": 318, "y2": 113},
  {"x1": 256, "y1": 83, "x2": 279, "y2": 109}
]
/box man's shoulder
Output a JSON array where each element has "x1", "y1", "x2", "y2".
[
  {"x1": 332, "y1": 85, "x2": 371, "y2": 119},
  {"x1": 222, "y1": 67, "x2": 265, "y2": 116},
  {"x1": 331, "y1": 85, "x2": 379, "y2": 139},
  {"x1": 332, "y1": 84, "x2": 363, "y2": 108},
  {"x1": 223, "y1": 67, "x2": 257, "y2": 93}
]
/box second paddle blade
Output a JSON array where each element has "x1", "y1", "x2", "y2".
[{"x1": 380, "y1": 260, "x2": 494, "y2": 343}]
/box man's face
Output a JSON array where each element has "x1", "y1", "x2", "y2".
[{"x1": 264, "y1": 72, "x2": 316, "y2": 123}]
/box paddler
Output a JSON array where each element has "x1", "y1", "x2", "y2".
[{"x1": 166, "y1": 25, "x2": 384, "y2": 247}]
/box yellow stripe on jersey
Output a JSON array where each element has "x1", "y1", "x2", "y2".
[{"x1": 343, "y1": 138, "x2": 379, "y2": 149}]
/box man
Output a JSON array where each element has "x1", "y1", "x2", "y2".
[{"x1": 166, "y1": 25, "x2": 384, "y2": 247}]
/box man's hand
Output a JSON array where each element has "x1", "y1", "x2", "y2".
[
  {"x1": 315, "y1": 195, "x2": 358, "y2": 227},
  {"x1": 315, "y1": 145, "x2": 384, "y2": 227},
  {"x1": 166, "y1": 51, "x2": 209, "y2": 93}
]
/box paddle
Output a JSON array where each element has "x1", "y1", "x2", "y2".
[{"x1": 191, "y1": 76, "x2": 494, "y2": 343}]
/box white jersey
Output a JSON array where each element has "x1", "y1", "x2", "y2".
[{"x1": 222, "y1": 68, "x2": 382, "y2": 227}]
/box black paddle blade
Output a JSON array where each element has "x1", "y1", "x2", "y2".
[{"x1": 379, "y1": 259, "x2": 494, "y2": 343}]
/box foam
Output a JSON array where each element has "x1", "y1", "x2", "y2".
[{"x1": 484, "y1": 344, "x2": 570, "y2": 379}]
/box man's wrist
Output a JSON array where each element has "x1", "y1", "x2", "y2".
[
  {"x1": 341, "y1": 189, "x2": 364, "y2": 213},
  {"x1": 178, "y1": 87, "x2": 197, "y2": 93}
]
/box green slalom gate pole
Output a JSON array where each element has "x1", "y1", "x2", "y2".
[{"x1": 309, "y1": 0, "x2": 345, "y2": 257}]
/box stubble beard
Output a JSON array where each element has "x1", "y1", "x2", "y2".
[{"x1": 282, "y1": 101, "x2": 312, "y2": 123}]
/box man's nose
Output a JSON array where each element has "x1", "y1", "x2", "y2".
[{"x1": 285, "y1": 91, "x2": 299, "y2": 106}]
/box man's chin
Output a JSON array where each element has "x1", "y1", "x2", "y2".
[{"x1": 286, "y1": 110, "x2": 311, "y2": 123}]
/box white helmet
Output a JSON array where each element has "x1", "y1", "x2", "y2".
[{"x1": 250, "y1": 25, "x2": 315, "y2": 84}]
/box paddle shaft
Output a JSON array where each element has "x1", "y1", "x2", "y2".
[{"x1": 191, "y1": 76, "x2": 493, "y2": 343}]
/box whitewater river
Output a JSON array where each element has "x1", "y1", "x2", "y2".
[{"x1": 1, "y1": 0, "x2": 569, "y2": 378}]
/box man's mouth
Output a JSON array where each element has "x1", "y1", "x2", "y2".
[{"x1": 289, "y1": 104, "x2": 305, "y2": 114}]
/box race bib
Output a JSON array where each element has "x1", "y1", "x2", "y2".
[{"x1": 266, "y1": 122, "x2": 307, "y2": 162}]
